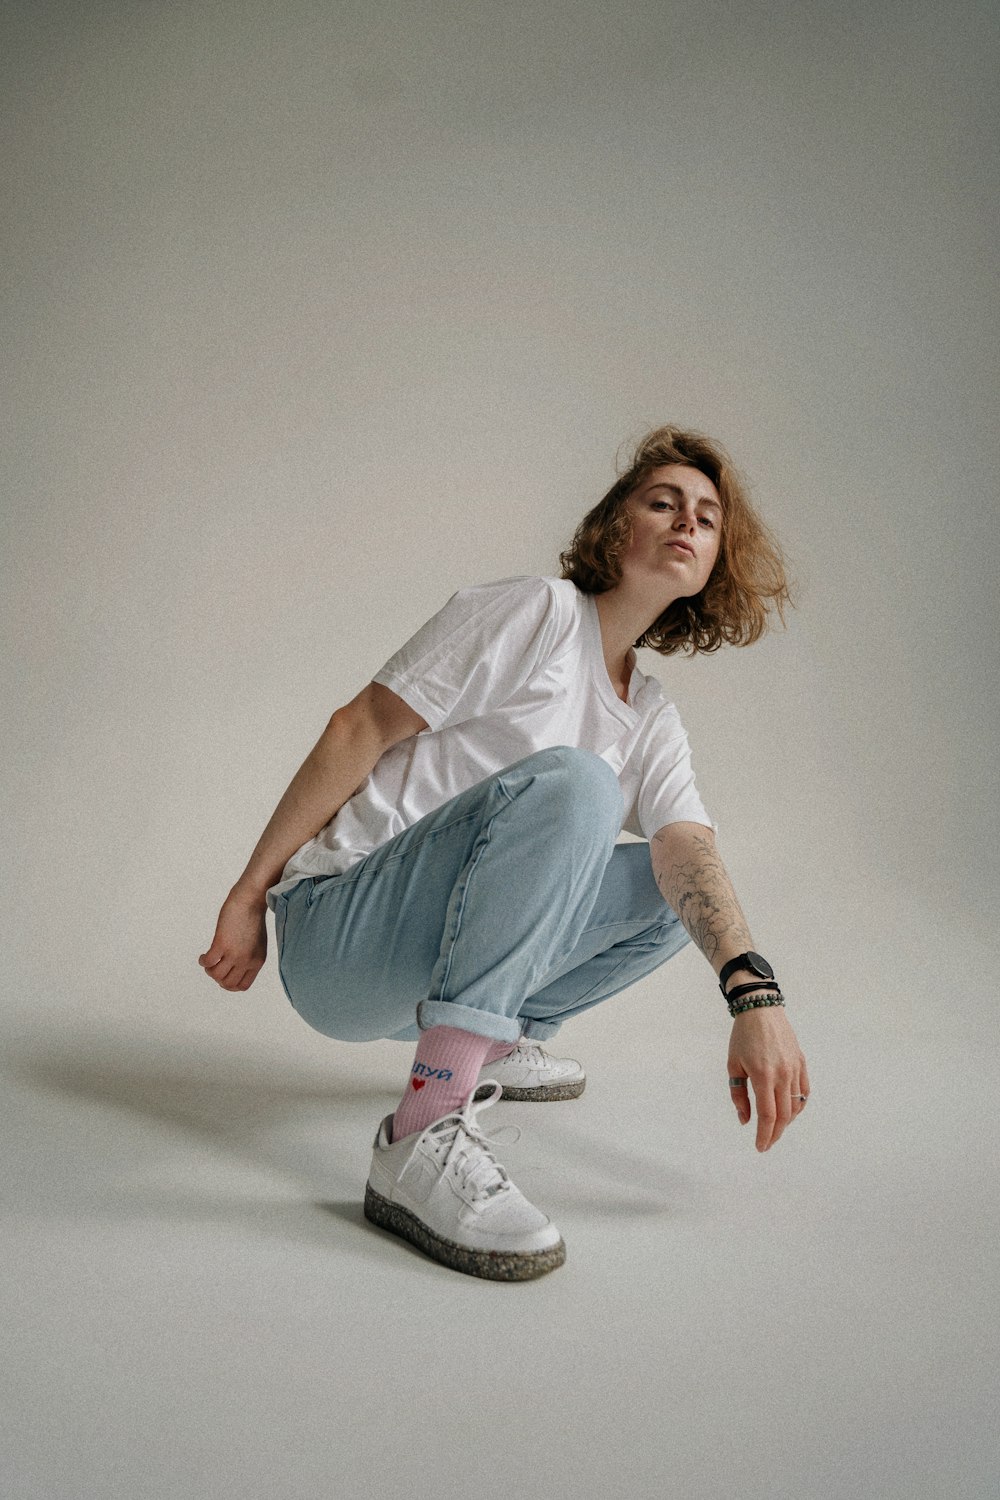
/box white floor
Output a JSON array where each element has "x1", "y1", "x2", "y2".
[{"x1": 4, "y1": 872, "x2": 997, "y2": 1500}]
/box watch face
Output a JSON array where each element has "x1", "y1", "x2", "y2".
[{"x1": 748, "y1": 952, "x2": 774, "y2": 979}]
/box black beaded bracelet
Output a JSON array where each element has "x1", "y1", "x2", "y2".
[{"x1": 729, "y1": 994, "x2": 786, "y2": 1017}]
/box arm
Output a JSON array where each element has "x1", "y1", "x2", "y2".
[
  {"x1": 198, "y1": 683, "x2": 428, "y2": 992},
  {"x1": 649, "y1": 821, "x2": 810, "y2": 1152}
]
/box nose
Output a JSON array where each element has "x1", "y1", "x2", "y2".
[{"x1": 673, "y1": 510, "x2": 697, "y2": 534}]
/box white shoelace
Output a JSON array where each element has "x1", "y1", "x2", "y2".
[
  {"x1": 399, "y1": 1084, "x2": 521, "y2": 1204},
  {"x1": 509, "y1": 1042, "x2": 548, "y2": 1068}
]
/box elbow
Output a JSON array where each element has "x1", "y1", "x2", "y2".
[
  {"x1": 652, "y1": 820, "x2": 715, "y2": 851},
  {"x1": 334, "y1": 682, "x2": 429, "y2": 754}
]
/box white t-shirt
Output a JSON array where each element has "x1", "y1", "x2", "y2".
[{"x1": 265, "y1": 575, "x2": 716, "y2": 911}]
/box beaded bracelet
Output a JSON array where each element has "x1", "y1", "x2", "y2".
[{"x1": 729, "y1": 994, "x2": 786, "y2": 1017}]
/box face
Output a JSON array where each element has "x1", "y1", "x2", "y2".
[{"x1": 620, "y1": 463, "x2": 723, "y2": 595}]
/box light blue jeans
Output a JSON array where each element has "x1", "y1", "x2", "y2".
[{"x1": 272, "y1": 745, "x2": 691, "y2": 1046}]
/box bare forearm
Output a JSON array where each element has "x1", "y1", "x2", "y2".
[
  {"x1": 229, "y1": 714, "x2": 386, "y2": 906},
  {"x1": 649, "y1": 822, "x2": 761, "y2": 987},
  {"x1": 650, "y1": 823, "x2": 809, "y2": 1155}
]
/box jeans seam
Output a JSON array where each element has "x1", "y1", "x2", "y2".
[
  {"x1": 579, "y1": 917, "x2": 676, "y2": 935},
  {"x1": 306, "y1": 804, "x2": 505, "y2": 905},
  {"x1": 431, "y1": 784, "x2": 514, "y2": 1005},
  {"x1": 525, "y1": 952, "x2": 634, "y2": 1023}
]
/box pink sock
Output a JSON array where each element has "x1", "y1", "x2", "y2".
[{"x1": 391, "y1": 1025, "x2": 494, "y2": 1143}]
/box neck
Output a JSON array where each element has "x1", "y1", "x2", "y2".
[{"x1": 593, "y1": 580, "x2": 678, "y2": 680}]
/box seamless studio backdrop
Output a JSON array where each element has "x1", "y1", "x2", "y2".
[{"x1": 3, "y1": 2, "x2": 998, "y2": 1498}]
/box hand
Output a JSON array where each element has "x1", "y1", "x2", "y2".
[
  {"x1": 726, "y1": 1006, "x2": 810, "y2": 1152},
  {"x1": 198, "y1": 891, "x2": 268, "y2": 992}
]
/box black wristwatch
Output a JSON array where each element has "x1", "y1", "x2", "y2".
[{"x1": 718, "y1": 951, "x2": 775, "y2": 997}]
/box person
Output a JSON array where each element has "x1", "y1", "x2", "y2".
[{"x1": 198, "y1": 424, "x2": 811, "y2": 1282}]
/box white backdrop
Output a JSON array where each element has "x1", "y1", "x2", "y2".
[{"x1": 3, "y1": 3, "x2": 997, "y2": 1497}]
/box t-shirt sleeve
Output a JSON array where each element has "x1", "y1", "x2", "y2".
[
  {"x1": 371, "y1": 575, "x2": 560, "y2": 732},
  {"x1": 633, "y1": 701, "x2": 719, "y2": 839}
]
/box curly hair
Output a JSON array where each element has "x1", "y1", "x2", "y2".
[{"x1": 558, "y1": 424, "x2": 795, "y2": 655}]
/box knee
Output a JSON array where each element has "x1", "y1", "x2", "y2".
[{"x1": 527, "y1": 745, "x2": 624, "y2": 825}]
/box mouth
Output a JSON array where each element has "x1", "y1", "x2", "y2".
[{"x1": 667, "y1": 542, "x2": 694, "y2": 557}]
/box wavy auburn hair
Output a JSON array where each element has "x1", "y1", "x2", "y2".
[{"x1": 558, "y1": 424, "x2": 795, "y2": 655}]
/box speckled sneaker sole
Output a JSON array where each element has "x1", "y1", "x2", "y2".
[
  {"x1": 364, "y1": 1183, "x2": 566, "y2": 1281},
  {"x1": 473, "y1": 1077, "x2": 586, "y2": 1103}
]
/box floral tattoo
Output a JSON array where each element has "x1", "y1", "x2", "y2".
[{"x1": 649, "y1": 826, "x2": 754, "y2": 965}]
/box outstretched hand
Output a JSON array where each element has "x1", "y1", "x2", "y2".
[
  {"x1": 198, "y1": 892, "x2": 268, "y2": 992},
  {"x1": 727, "y1": 1006, "x2": 810, "y2": 1152}
]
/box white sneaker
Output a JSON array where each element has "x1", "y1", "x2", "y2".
[
  {"x1": 363, "y1": 1083, "x2": 565, "y2": 1280},
  {"x1": 473, "y1": 1041, "x2": 586, "y2": 1102}
]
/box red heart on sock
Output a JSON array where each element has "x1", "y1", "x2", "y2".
[{"x1": 411, "y1": 1078, "x2": 425, "y2": 1090}]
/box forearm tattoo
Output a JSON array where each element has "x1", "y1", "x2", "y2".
[{"x1": 650, "y1": 827, "x2": 754, "y2": 967}]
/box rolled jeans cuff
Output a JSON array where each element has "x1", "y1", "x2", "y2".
[
  {"x1": 518, "y1": 1016, "x2": 563, "y2": 1041},
  {"x1": 416, "y1": 998, "x2": 523, "y2": 1044}
]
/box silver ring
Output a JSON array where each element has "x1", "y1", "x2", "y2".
[{"x1": 728, "y1": 1077, "x2": 747, "y2": 1087}]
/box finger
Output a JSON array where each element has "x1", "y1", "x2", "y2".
[
  {"x1": 728, "y1": 1073, "x2": 751, "y2": 1124},
  {"x1": 752, "y1": 1079, "x2": 777, "y2": 1152},
  {"x1": 791, "y1": 1057, "x2": 811, "y2": 1118},
  {"x1": 771, "y1": 1085, "x2": 793, "y2": 1145}
]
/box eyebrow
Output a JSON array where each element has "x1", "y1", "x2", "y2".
[{"x1": 646, "y1": 481, "x2": 722, "y2": 513}]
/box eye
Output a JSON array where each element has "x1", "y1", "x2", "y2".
[
  {"x1": 699, "y1": 517, "x2": 715, "y2": 528},
  {"x1": 650, "y1": 500, "x2": 673, "y2": 511}
]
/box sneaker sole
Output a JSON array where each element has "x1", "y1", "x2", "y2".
[
  {"x1": 363, "y1": 1183, "x2": 566, "y2": 1281},
  {"x1": 473, "y1": 1077, "x2": 586, "y2": 1103}
]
